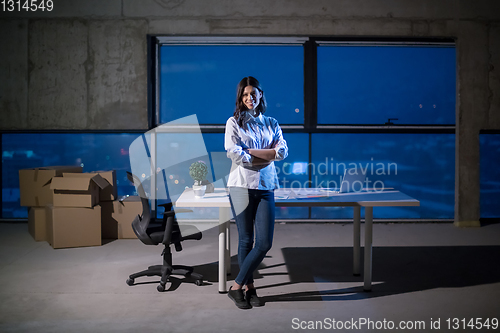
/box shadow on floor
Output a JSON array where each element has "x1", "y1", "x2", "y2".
[
  {"x1": 127, "y1": 245, "x2": 500, "y2": 300},
  {"x1": 254, "y1": 245, "x2": 500, "y2": 303},
  {"x1": 189, "y1": 254, "x2": 272, "y2": 284}
]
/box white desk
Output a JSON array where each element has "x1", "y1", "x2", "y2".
[{"x1": 174, "y1": 188, "x2": 420, "y2": 293}]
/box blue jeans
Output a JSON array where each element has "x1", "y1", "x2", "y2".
[{"x1": 229, "y1": 187, "x2": 275, "y2": 286}]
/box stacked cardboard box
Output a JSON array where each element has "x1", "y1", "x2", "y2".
[
  {"x1": 91, "y1": 170, "x2": 141, "y2": 240},
  {"x1": 95, "y1": 170, "x2": 118, "y2": 202},
  {"x1": 20, "y1": 167, "x2": 141, "y2": 247},
  {"x1": 46, "y1": 173, "x2": 109, "y2": 248},
  {"x1": 19, "y1": 166, "x2": 84, "y2": 207},
  {"x1": 20, "y1": 166, "x2": 83, "y2": 242},
  {"x1": 28, "y1": 207, "x2": 48, "y2": 242},
  {"x1": 46, "y1": 204, "x2": 102, "y2": 249},
  {"x1": 101, "y1": 196, "x2": 142, "y2": 239}
]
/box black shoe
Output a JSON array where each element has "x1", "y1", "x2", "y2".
[
  {"x1": 228, "y1": 287, "x2": 252, "y2": 309},
  {"x1": 246, "y1": 288, "x2": 264, "y2": 307}
]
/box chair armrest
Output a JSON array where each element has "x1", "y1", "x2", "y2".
[{"x1": 161, "y1": 211, "x2": 176, "y2": 217}]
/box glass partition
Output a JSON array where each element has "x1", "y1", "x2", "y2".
[
  {"x1": 2, "y1": 133, "x2": 138, "y2": 218},
  {"x1": 160, "y1": 45, "x2": 304, "y2": 125},
  {"x1": 317, "y1": 45, "x2": 456, "y2": 125},
  {"x1": 310, "y1": 133, "x2": 455, "y2": 219},
  {"x1": 480, "y1": 133, "x2": 500, "y2": 218}
]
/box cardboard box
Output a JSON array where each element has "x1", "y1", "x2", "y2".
[
  {"x1": 46, "y1": 205, "x2": 101, "y2": 249},
  {"x1": 101, "y1": 196, "x2": 142, "y2": 239},
  {"x1": 71, "y1": 170, "x2": 117, "y2": 202},
  {"x1": 96, "y1": 170, "x2": 117, "y2": 202},
  {"x1": 28, "y1": 207, "x2": 47, "y2": 241},
  {"x1": 19, "y1": 166, "x2": 83, "y2": 207},
  {"x1": 50, "y1": 173, "x2": 109, "y2": 208}
]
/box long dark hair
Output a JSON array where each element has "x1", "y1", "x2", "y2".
[{"x1": 233, "y1": 76, "x2": 267, "y2": 127}]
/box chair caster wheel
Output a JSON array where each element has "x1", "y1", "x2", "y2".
[
  {"x1": 195, "y1": 279, "x2": 203, "y2": 286},
  {"x1": 126, "y1": 278, "x2": 134, "y2": 286},
  {"x1": 157, "y1": 284, "x2": 165, "y2": 292}
]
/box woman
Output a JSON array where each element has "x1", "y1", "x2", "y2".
[{"x1": 224, "y1": 76, "x2": 288, "y2": 309}]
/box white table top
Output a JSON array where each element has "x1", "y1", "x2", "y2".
[
  {"x1": 174, "y1": 188, "x2": 420, "y2": 208},
  {"x1": 175, "y1": 188, "x2": 231, "y2": 208}
]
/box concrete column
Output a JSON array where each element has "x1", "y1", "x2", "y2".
[
  {"x1": 488, "y1": 23, "x2": 500, "y2": 128},
  {"x1": 28, "y1": 20, "x2": 88, "y2": 129},
  {"x1": 454, "y1": 21, "x2": 490, "y2": 227},
  {"x1": 87, "y1": 20, "x2": 148, "y2": 129}
]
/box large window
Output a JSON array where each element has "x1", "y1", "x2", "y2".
[
  {"x1": 1, "y1": 133, "x2": 138, "y2": 218},
  {"x1": 317, "y1": 44, "x2": 456, "y2": 125},
  {"x1": 155, "y1": 37, "x2": 457, "y2": 220},
  {"x1": 160, "y1": 45, "x2": 304, "y2": 125},
  {"x1": 480, "y1": 132, "x2": 500, "y2": 218},
  {"x1": 310, "y1": 133, "x2": 455, "y2": 219}
]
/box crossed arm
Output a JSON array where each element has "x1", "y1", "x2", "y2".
[
  {"x1": 225, "y1": 117, "x2": 288, "y2": 168},
  {"x1": 246, "y1": 148, "x2": 276, "y2": 165}
]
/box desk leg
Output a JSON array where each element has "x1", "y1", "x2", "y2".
[
  {"x1": 222, "y1": 208, "x2": 231, "y2": 275},
  {"x1": 218, "y1": 207, "x2": 230, "y2": 293},
  {"x1": 364, "y1": 207, "x2": 373, "y2": 291},
  {"x1": 353, "y1": 206, "x2": 361, "y2": 276}
]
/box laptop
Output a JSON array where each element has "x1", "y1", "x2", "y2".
[{"x1": 334, "y1": 168, "x2": 367, "y2": 193}]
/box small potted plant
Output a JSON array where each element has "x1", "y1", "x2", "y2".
[{"x1": 189, "y1": 161, "x2": 208, "y2": 198}]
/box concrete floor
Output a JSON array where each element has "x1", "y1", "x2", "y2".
[{"x1": 0, "y1": 221, "x2": 499, "y2": 333}]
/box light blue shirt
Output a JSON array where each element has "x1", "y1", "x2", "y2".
[{"x1": 224, "y1": 111, "x2": 288, "y2": 190}]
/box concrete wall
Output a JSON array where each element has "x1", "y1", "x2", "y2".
[{"x1": 1, "y1": 0, "x2": 499, "y2": 225}]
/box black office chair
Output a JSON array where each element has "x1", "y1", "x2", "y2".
[{"x1": 125, "y1": 172, "x2": 203, "y2": 292}]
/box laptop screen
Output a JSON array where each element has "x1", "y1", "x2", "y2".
[{"x1": 339, "y1": 168, "x2": 366, "y2": 193}]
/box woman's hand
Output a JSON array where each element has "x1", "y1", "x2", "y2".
[
  {"x1": 250, "y1": 156, "x2": 271, "y2": 167},
  {"x1": 247, "y1": 148, "x2": 276, "y2": 161}
]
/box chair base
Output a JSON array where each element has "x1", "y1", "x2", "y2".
[{"x1": 127, "y1": 264, "x2": 203, "y2": 291}]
